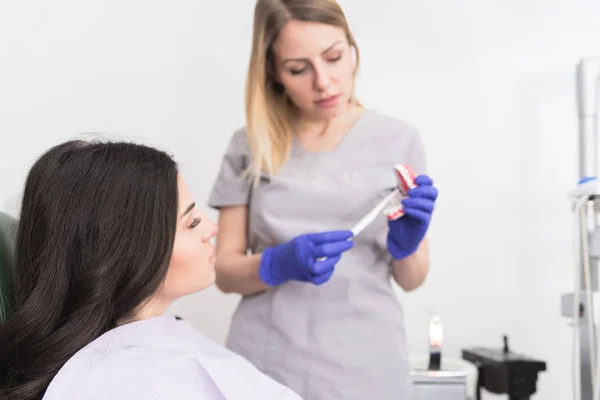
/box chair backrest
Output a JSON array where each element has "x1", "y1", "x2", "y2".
[{"x1": 0, "y1": 211, "x2": 18, "y2": 323}]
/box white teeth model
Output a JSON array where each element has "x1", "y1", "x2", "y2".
[
  {"x1": 384, "y1": 163, "x2": 417, "y2": 221},
  {"x1": 384, "y1": 195, "x2": 405, "y2": 220}
]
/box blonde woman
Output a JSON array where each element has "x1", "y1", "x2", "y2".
[{"x1": 208, "y1": 0, "x2": 439, "y2": 398}]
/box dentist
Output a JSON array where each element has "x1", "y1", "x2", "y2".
[{"x1": 208, "y1": 1, "x2": 439, "y2": 399}]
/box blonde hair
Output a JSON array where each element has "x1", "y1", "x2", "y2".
[{"x1": 244, "y1": 0, "x2": 361, "y2": 184}]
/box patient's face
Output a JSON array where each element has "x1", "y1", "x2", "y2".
[{"x1": 161, "y1": 174, "x2": 218, "y2": 301}]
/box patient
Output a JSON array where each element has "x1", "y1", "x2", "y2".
[{"x1": 0, "y1": 139, "x2": 302, "y2": 400}]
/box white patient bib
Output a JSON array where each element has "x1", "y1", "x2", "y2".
[{"x1": 44, "y1": 314, "x2": 303, "y2": 400}]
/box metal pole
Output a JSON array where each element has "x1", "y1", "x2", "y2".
[
  {"x1": 576, "y1": 55, "x2": 600, "y2": 400},
  {"x1": 577, "y1": 56, "x2": 600, "y2": 180}
]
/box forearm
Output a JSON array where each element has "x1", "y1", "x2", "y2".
[
  {"x1": 391, "y1": 238, "x2": 429, "y2": 291},
  {"x1": 214, "y1": 252, "x2": 271, "y2": 296}
]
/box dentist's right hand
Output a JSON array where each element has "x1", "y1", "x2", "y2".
[{"x1": 258, "y1": 230, "x2": 354, "y2": 286}]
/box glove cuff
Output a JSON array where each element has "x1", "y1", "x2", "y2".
[
  {"x1": 386, "y1": 232, "x2": 419, "y2": 260},
  {"x1": 258, "y1": 246, "x2": 285, "y2": 286}
]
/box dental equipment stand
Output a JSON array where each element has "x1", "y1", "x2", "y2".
[
  {"x1": 561, "y1": 55, "x2": 600, "y2": 400},
  {"x1": 462, "y1": 336, "x2": 546, "y2": 400}
]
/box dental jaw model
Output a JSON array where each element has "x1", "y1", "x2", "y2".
[
  {"x1": 384, "y1": 164, "x2": 417, "y2": 220},
  {"x1": 317, "y1": 164, "x2": 417, "y2": 262},
  {"x1": 350, "y1": 163, "x2": 417, "y2": 236}
]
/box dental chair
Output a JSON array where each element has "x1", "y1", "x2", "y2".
[{"x1": 0, "y1": 211, "x2": 17, "y2": 324}]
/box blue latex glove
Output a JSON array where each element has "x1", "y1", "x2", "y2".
[
  {"x1": 387, "y1": 175, "x2": 438, "y2": 260},
  {"x1": 259, "y1": 230, "x2": 354, "y2": 286}
]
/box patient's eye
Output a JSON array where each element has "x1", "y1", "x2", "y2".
[{"x1": 189, "y1": 218, "x2": 201, "y2": 229}]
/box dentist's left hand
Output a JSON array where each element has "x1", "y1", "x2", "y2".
[{"x1": 387, "y1": 175, "x2": 438, "y2": 259}]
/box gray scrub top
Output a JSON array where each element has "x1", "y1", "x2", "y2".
[{"x1": 208, "y1": 110, "x2": 427, "y2": 400}]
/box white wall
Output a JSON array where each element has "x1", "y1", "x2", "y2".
[{"x1": 1, "y1": 1, "x2": 600, "y2": 398}]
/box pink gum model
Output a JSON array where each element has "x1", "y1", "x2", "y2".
[{"x1": 385, "y1": 164, "x2": 417, "y2": 220}]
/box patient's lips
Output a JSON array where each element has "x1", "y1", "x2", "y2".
[{"x1": 384, "y1": 164, "x2": 417, "y2": 220}]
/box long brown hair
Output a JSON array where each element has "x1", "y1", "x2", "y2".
[{"x1": 0, "y1": 139, "x2": 179, "y2": 399}]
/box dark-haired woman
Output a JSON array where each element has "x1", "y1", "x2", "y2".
[{"x1": 0, "y1": 139, "x2": 302, "y2": 400}]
